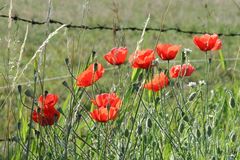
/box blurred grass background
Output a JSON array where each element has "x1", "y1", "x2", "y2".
[{"x1": 0, "y1": 0, "x2": 240, "y2": 148}]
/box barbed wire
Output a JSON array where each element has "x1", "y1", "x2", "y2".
[
  {"x1": 0, "y1": 58, "x2": 240, "y2": 90},
  {"x1": 1, "y1": 14, "x2": 240, "y2": 37}
]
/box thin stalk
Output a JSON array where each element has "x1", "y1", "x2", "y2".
[
  {"x1": 204, "y1": 51, "x2": 209, "y2": 155},
  {"x1": 167, "y1": 60, "x2": 170, "y2": 76},
  {"x1": 121, "y1": 80, "x2": 145, "y2": 160},
  {"x1": 25, "y1": 71, "x2": 37, "y2": 160}
]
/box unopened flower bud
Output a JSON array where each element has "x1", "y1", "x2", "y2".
[
  {"x1": 24, "y1": 89, "x2": 34, "y2": 98},
  {"x1": 94, "y1": 63, "x2": 98, "y2": 72},
  {"x1": 17, "y1": 85, "x2": 22, "y2": 94},
  {"x1": 62, "y1": 81, "x2": 69, "y2": 88},
  {"x1": 207, "y1": 125, "x2": 212, "y2": 137},
  {"x1": 65, "y1": 58, "x2": 69, "y2": 65},
  {"x1": 188, "y1": 92, "x2": 197, "y2": 101},
  {"x1": 137, "y1": 125, "x2": 142, "y2": 135},
  {"x1": 146, "y1": 118, "x2": 152, "y2": 128},
  {"x1": 196, "y1": 129, "x2": 201, "y2": 138},
  {"x1": 92, "y1": 50, "x2": 96, "y2": 58},
  {"x1": 229, "y1": 97, "x2": 235, "y2": 108},
  {"x1": 124, "y1": 129, "x2": 129, "y2": 137}
]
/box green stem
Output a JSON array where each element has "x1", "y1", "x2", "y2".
[
  {"x1": 122, "y1": 69, "x2": 151, "y2": 160},
  {"x1": 26, "y1": 71, "x2": 37, "y2": 160},
  {"x1": 167, "y1": 60, "x2": 170, "y2": 76},
  {"x1": 204, "y1": 51, "x2": 209, "y2": 156}
]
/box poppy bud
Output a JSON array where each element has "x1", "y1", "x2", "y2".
[
  {"x1": 17, "y1": 121, "x2": 21, "y2": 130},
  {"x1": 44, "y1": 90, "x2": 48, "y2": 97},
  {"x1": 196, "y1": 129, "x2": 201, "y2": 138},
  {"x1": 24, "y1": 89, "x2": 34, "y2": 98},
  {"x1": 17, "y1": 85, "x2": 22, "y2": 94},
  {"x1": 65, "y1": 58, "x2": 69, "y2": 65},
  {"x1": 188, "y1": 92, "x2": 197, "y2": 101},
  {"x1": 92, "y1": 50, "x2": 96, "y2": 58},
  {"x1": 62, "y1": 81, "x2": 69, "y2": 88},
  {"x1": 209, "y1": 58, "x2": 212, "y2": 64},
  {"x1": 94, "y1": 63, "x2": 98, "y2": 72},
  {"x1": 146, "y1": 118, "x2": 152, "y2": 128},
  {"x1": 137, "y1": 125, "x2": 142, "y2": 135},
  {"x1": 229, "y1": 97, "x2": 235, "y2": 108},
  {"x1": 207, "y1": 125, "x2": 212, "y2": 137},
  {"x1": 124, "y1": 129, "x2": 129, "y2": 137},
  {"x1": 178, "y1": 122, "x2": 185, "y2": 133}
]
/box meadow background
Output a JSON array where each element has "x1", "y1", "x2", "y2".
[{"x1": 0, "y1": 0, "x2": 240, "y2": 159}]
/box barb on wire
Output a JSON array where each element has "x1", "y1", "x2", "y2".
[{"x1": 0, "y1": 14, "x2": 240, "y2": 37}]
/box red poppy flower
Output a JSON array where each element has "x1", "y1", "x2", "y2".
[
  {"x1": 212, "y1": 39, "x2": 222, "y2": 51},
  {"x1": 90, "y1": 107, "x2": 118, "y2": 123},
  {"x1": 104, "y1": 47, "x2": 128, "y2": 65},
  {"x1": 129, "y1": 49, "x2": 155, "y2": 69},
  {"x1": 156, "y1": 44, "x2": 181, "y2": 60},
  {"x1": 76, "y1": 63, "x2": 105, "y2": 87},
  {"x1": 92, "y1": 93, "x2": 122, "y2": 108},
  {"x1": 32, "y1": 106, "x2": 60, "y2": 126},
  {"x1": 144, "y1": 72, "x2": 169, "y2": 92},
  {"x1": 193, "y1": 34, "x2": 222, "y2": 52},
  {"x1": 91, "y1": 93, "x2": 122, "y2": 109},
  {"x1": 38, "y1": 94, "x2": 58, "y2": 107},
  {"x1": 90, "y1": 93, "x2": 122, "y2": 122},
  {"x1": 170, "y1": 64, "x2": 195, "y2": 78},
  {"x1": 32, "y1": 94, "x2": 60, "y2": 126}
]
